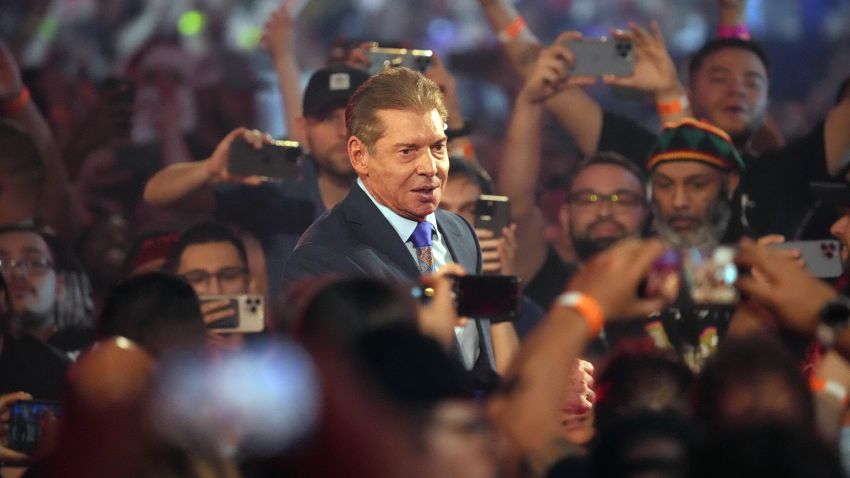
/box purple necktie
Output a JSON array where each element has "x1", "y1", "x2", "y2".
[{"x1": 410, "y1": 221, "x2": 434, "y2": 273}]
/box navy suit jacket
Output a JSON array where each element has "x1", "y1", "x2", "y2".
[{"x1": 282, "y1": 184, "x2": 494, "y2": 366}]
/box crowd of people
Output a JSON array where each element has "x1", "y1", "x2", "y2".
[{"x1": 1, "y1": 0, "x2": 850, "y2": 476}]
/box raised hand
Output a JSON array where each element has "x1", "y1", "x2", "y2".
[
  {"x1": 735, "y1": 238, "x2": 837, "y2": 335},
  {"x1": 602, "y1": 21, "x2": 681, "y2": 97},
  {"x1": 519, "y1": 31, "x2": 597, "y2": 104},
  {"x1": 205, "y1": 127, "x2": 269, "y2": 186},
  {"x1": 261, "y1": 1, "x2": 297, "y2": 60},
  {"x1": 567, "y1": 237, "x2": 669, "y2": 319}
]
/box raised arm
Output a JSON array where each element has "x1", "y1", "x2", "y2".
[
  {"x1": 477, "y1": 0, "x2": 603, "y2": 155},
  {"x1": 489, "y1": 238, "x2": 667, "y2": 470},
  {"x1": 498, "y1": 34, "x2": 595, "y2": 283},
  {"x1": 261, "y1": 1, "x2": 305, "y2": 144},
  {"x1": 0, "y1": 42, "x2": 88, "y2": 240},
  {"x1": 143, "y1": 127, "x2": 265, "y2": 207}
]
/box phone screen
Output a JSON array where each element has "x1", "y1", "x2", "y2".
[
  {"x1": 8, "y1": 400, "x2": 63, "y2": 453},
  {"x1": 454, "y1": 275, "x2": 520, "y2": 321},
  {"x1": 228, "y1": 138, "x2": 303, "y2": 182},
  {"x1": 474, "y1": 195, "x2": 511, "y2": 238}
]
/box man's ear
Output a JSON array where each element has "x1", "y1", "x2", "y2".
[
  {"x1": 349, "y1": 136, "x2": 368, "y2": 176},
  {"x1": 726, "y1": 172, "x2": 741, "y2": 199}
]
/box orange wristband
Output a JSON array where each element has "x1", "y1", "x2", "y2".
[
  {"x1": 656, "y1": 94, "x2": 689, "y2": 117},
  {"x1": 497, "y1": 16, "x2": 527, "y2": 43},
  {"x1": 0, "y1": 86, "x2": 31, "y2": 115},
  {"x1": 557, "y1": 292, "x2": 605, "y2": 338}
]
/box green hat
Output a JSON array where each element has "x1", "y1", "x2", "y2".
[{"x1": 647, "y1": 118, "x2": 745, "y2": 172}]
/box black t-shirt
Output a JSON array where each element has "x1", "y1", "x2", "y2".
[
  {"x1": 0, "y1": 335, "x2": 70, "y2": 400},
  {"x1": 523, "y1": 246, "x2": 578, "y2": 311},
  {"x1": 598, "y1": 111, "x2": 834, "y2": 239}
]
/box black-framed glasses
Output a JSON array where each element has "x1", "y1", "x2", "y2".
[
  {"x1": 568, "y1": 190, "x2": 644, "y2": 208},
  {"x1": 180, "y1": 267, "x2": 248, "y2": 287},
  {"x1": 0, "y1": 257, "x2": 54, "y2": 276}
]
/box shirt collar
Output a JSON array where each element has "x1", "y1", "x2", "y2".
[{"x1": 357, "y1": 178, "x2": 439, "y2": 244}]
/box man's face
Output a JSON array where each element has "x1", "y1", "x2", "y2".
[
  {"x1": 689, "y1": 47, "x2": 769, "y2": 143},
  {"x1": 351, "y1": 109, "x2": 449, "y2": 222},
  {"x1": 441, "y1": 176, "x2": 481, "y2": 224},
  {"x1": 650, "y1": 162, "x2": 738, "y2": 247},
  {"x1": 563, "y1": 164, "x2": 648, "y2": 261},
  {"x1": 302, "y1": 107, "x2": 355, "y2": 181},
  {"x1": 177, "y1": 241, "x2": 248, "y2": 296},
  {"x1": 830, "y1": 210, "x2": 850, "y2": 271},
  {"x1": 0, "y1": 231, "x2": 60, "y2": 317}
]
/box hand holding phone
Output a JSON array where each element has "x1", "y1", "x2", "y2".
[
  {"x1": 7, "y1": 399, "x2": 63, "y2": 455},
  {"x1": 453, "y1": 274, "x2": 521, "y2": 322},
  {"x1": 564, "y1": 38, "x2": 634, "y2": 77},
  {"x1": 770, "y1": 240, "x2": 843, "y2": 278},
  {"x1": 199, "y1": 294, "x2": 265, "y2": 333},
  {"x1": 228, "y1": 137, "x2": 303, "y2": 182},
  {"x1": 474, "y1": 195, "x2": 511, "y2": 238}
]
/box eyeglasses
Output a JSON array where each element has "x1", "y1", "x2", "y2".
[
  {"x1": 568, "y1": 191, "x2": 644, "y2": 208},
  {"x1": 0, "y1": 257, "x2": 54, "y2": 276},
  {"x1": 180, "y1": 267, "x2": 248, "y2": 287}
]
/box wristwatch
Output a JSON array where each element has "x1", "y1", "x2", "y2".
[{"x1": 817, "y1": 295, "x2": 850, "y2": 348}]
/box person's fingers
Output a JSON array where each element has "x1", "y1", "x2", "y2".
[
  {"x1": 0, "y1": 392, "x2": 32, "y2": 412},
  {"x1": 735, "y1": 274, "x2": 776, "y2": 303},
  {"x1": 649, "y1": 20, "x2": 665, "y2": 42},
  {"x1": 626, "y1": 238, "x2": 668, "y2": 279},
  {"x1": 601, "y1": 74, "x2": 635, "y2": 86},
  {"x1": 200, "y1": 299, "x2": 232, "y2": 313},
  {"x1": 0, "y1": 445, "x2": 30, "y2": 463},
  {"x1": 736, "y1": 239, "x2": 781, "y2": 284},
  {"x1": 756, "y1": 233, "x2": 786, "y2": 246},
  {"x1": 240, "y1": 175, "x2": 265, "y2": 186},
  {"x1": 475, "y1": 228, "x2": 494, "y2": 240},
  {"x1": 481, "y1": 249, "x2": 501, "y2": 262},
  {"x1": 436, "y1": 262, "x2": 466, "y2": 278},
  {"x1": 567, "y1": 75, "x2": 598, "y2": 87},
  {"x1": 628, "y1": 22, "x2": 651, "y2": 47},
  {"x1": 204, "y1": 307, "x2": 236, "y2": 325}
]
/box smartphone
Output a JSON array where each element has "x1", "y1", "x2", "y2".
[
  {"x1": 367, "y1": 46, "x2": 433, "y2": 76},
  {"x1": 564, "y1": 38, "x2": 634, "y2": 77},
  {"x1": 474, "y1": 195, "x2": 511, "y2": 238},
  {"x1": 8, "y1": 400, "x2": 63, "y2": 453},
  {"x1": 199, "y1": 294, "x2": 265, "y2": 333},
  {"x1": 771, "y1": 240, "x2": 843, "y2": 278},
  {"x1": 228, "y1": 138, "x2": 303, "y2": 182},
  {"x1": 681, "y1": 246, "x2": 739, "y2": 305},
  {"x1": 454, "y1": 274, "x2": 521, "y2": 321}
]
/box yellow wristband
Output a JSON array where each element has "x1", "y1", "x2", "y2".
[{"x1": 557, "y1": 292, "x2": 605, "y2": 338}]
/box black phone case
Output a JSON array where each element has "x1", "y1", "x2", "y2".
[
  {"x1": 228, "y1": 139, "x2": 304, "y2": 181},
  {"x1": 474, "y1": 196, "x2": 511, "y2": 238}
]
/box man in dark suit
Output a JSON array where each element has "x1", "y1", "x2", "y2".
[{"x1": 283, "y1": 67, "x2": 498, "y2": 373}]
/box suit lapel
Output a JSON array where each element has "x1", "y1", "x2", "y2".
[
  {"x1": 341, "y1": 186, "x2": 421, "y2": 279},
  {"x1": 436, "y1": 210, "x2": 479, "y2": 274}
]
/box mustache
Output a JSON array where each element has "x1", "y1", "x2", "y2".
[
  {"x1": 666, "y1": 214, "x2": 702, "y2": 224},
  {"x1": 586, "y1": 218, "x2": 627, "y2": 235}
]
